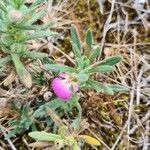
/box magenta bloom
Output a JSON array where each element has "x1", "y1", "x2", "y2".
[{"x1": 51, "y1": 73, "x2": 78, "y2": 101}]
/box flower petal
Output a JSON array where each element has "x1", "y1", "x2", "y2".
[
  {"x1": 73, "y1": 83, "x2": 78, "y2": 92},
  {"x1": 59, "y1": 73, "x2": 69, "y2": 79},
  {"x1": 51, "y1": 77, "x2": 72, "y2": 100}
]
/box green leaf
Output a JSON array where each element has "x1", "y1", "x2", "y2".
[
  {"x1": 89, "y1": 45, "x2": 100, "y2": 62},
  {"x1": 7, "y1": 128, "x2": 22, "y2": 138},
  {"x1": 76, "y1": 58, "x2": 84, "y2": 70},
  {"x1": 15, "y1": 0, "x2": 25, "y2": 8},
  {"x1": 72, "y1": 42, "x2": 82, "y2": 58},
  {"x1": 14, "y1": 23, "x2": 37, "y2": 30},
  {"x1": 86, "y1": 79, "x2": 104, "y2": 92},
  {"x1": 12, "y1": 0, "x2": 25, "y2": 8},
  {"x1": 20, "y1": 6, "x2": 38, "y2": 23},
  {"x1": 86, "y1": 65, "x2": 114, "y2": 74},
  {"x1": 24, "y1": 51, "x2": 48, "y2": 59},
  {"x1": 99, "y1": 56, "x2": 122, "y2": 66},
  {"x1": 0, "y1": 1, "x2": 7, "y2": 13},
  {"x1": 71, "y1": 101, "x2": 82, "y2": 128},
  {"x1": 11, "y1": 53, "x2": 32, "y2": 88},
  {"x1": 33, "y1": 99, "x2": 66, "y2": 118},
  {"x1": 85, "y1": 29, "x2": 93, "y2": 49},
  {"x1": 11, "y1": 53, "x2": 26, "y2": 77},
  {"x1": 106, "y1": 84, "x2": 128, "y2": 92},
  {"x1": 82, "y1": 56, "x2": 90, "y2": 68},
  {"x1": 86, "y1": 79, "x2": 114, "y2": 95},
  {"x1": 26, "y1": 31, "x2": 58, "y2": 41},
  {"x1": 36, "y1": 20, "x2": 56, "y2": 31},
  {"x1": 84, "y1": 29, "x2": 93, "y2": 58},
  {"x1": 0, "y1": 20, "x2": 7, "y2": 32},
  {"x1": 72, "y1": 141, "x2": 80, "y2": 150},
  {"x1": 31, "y1": 0, "x2": 44, "y2": 8},
  {"x1": 7, "y1": 105, "x2": 33, "y2": 138},
  {"x1": 71, "y1": 25, "x2": 81, "y2": 57},
  {"x1": 102, "y1": 84, "x2": 114, "y2": 95},
  {"x1": 76, "y1": 56, "x2": 90, "y2": 71},
  {"x1": 0, "y1": 56, "x2": 11, "y2": 67},
  {"x1": 27, "y1": 10, "x2": 46, "y2": 25},
  {"x1": 77, "y1": 73, "x2": 89, "y2": 82},
  {"x1": 28, "y1": 131, "x2": 62, "y2": 141},
  {"x1": 1, "y1": 35, "x2": 14, "y2": 46},
  {"x1": 10, "y1": 43, "x2": 26, "y2": 54},
  {"x1": 44, "y1": 64, "x2": 75, "y2": 73}
]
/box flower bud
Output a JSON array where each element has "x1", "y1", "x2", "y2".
[{"x1": 9, "y1": 10, "x2": 23, "y2": 21}]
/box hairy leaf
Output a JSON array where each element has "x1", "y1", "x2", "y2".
[
  {"x1": 86, "y1": 79, "x2": 104, "y2": 92},
  {"x1": 99, "y1": 55, "x2": 122, "y2": 66},
  {"x1": 86, "y1": 65, "x2": 114, "y2": 74},
  {"x1": 0, "y1": 56, "x2": 11, "y2": 67},
  {"x1": 86, "y1": 79, "x2": 114, "y2": 95},
  {"x1": 71, "y1": 101, "x2": 82, "y2": 128},
  {"x1": 84, "y1": 29, "x2": 93, "y2": 58},
  {"x1": 89, "y1": 45, "x2": 100, "y2": 62},
  {"x1": 11, "y1": 53, "x2": 32, "y2": 88},
  {"x1": 29, "y1": 131, "x2": 62, "y2": 141},
  {"x1": 26, "y1": 31, "x2": 57, "y2": 41},
  {"x1": 106, "y1": 84, "x2": 128, "y2": 92},
  {"x1": 11, "y1": 53, "x2": 26, "y2": 77},
  {"x1": 77, "y1": 73, "x2": 89, "y2": 82},
  {"x1": 71, "y1": 25, "x2": 81, "y2": 57},
  {"x1": 85, "y1": 29, "x2": 93, "y2": 50},
  {"x1": 34, "y1": 99, "x2": 66, "y2": 118},
  {"x1": 0, "y1": 1, "x2": 7, "y2": 13},
  {"x1": 72, "y1": 42, "x2": 82, "y2": 58},
  {"x1": 27, "y1": 10, "x2": 46, "y2": 25},
  {"x1": 44, "y1": 64, "x2": 75, "y2": 73},
  {"x1": 36, "y1": 20, "x2": 56, "y2": 31},
  {"x1": 24, "y1": 51, "x2": 48, "y2": 59}
]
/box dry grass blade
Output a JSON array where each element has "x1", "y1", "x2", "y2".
[
  {"x1": 0, "y1": 125, "x2": 17, "y2": 150},
  {"x1": 98, "y1": 0, "x2": 116, "y2": 60},
  {"x1": 3, "y1": 70, "x2": 16, "y2": 87},
  {"x1": 87, "y1": 128, "x2": 111, "y2": 150},
  {"x1": 29, "y1": 141, "x2": 53, "y2": 148},
  {"x1": 73, "y1": 119, "x2": 89, "y2": 135},
  {"x1": 21, "y1": 69, "x2": 32, "y2": 88},
  {"x1": 42, "y1": 0, "x2": 75, "y2": 30},
  {"x1": 46, "y1": 107, "x2": 65, "y2": 127}
]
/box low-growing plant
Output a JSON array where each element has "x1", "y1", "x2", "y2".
[
  {"x1": 0, "y1": 0, "x2": 57, "y2": 87},
  {"x1": 34, "y1": 25, "x2": 128, "y2": 129},
  {"x1": 28, "y1": 25, "x2": 128, "y2": 147},
  {"x1": 7, "y1": 102, "x2": 36, "y2": 138},
  {"x1": 29, "y1": 108, "x2": 100, "y2": 150},
  {"x1": 34, "y1": 95, "x2": 82, "y2": 128},
  {"x1": 45, "y1": 25, "x2": 128, "y2": 98},
  {"x1": 7, "y1": 25, "x2": 128, "y2": 141}
]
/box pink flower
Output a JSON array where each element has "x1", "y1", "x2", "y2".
[{"x1": 51, "y1": 73, "x2": 78, "y2": 101}]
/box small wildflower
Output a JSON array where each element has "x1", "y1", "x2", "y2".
[{"x1": 51, "y1": 73, "x2": 78, "y2": 101}]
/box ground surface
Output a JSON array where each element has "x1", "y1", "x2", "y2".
[{"x1": 0, "y1": 0, "x2": 149, "y2": 150}]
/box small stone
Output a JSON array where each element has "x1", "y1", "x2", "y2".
[
  {"x1": 0, "y1": 98, "x2": 7, "y2": 108},
  {"x1": 104, "y1": 47, "x2": 114, "y2": 56},
  {"x1": 43, "y1": 91, "x2": 53, "y2": 101}
]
